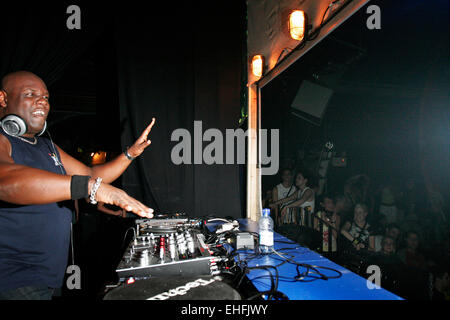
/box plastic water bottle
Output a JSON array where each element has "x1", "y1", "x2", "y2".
[{"x1": 259, "y1": 208, "x2": 274, "y2": 253}]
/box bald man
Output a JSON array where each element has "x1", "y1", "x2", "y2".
[{"x1": 0, "y1": 71, "x2": 155, "y2": 300}]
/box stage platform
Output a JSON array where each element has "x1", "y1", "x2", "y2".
[{"x1": 221, "y1": 219, "x2": 402, "y2": 300}]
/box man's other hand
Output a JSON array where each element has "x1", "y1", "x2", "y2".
[{"x1": 95, "y1": 182, "x2": 154, "y2": 218}]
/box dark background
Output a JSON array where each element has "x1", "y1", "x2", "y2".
[
  {"x1": 262, "y1": 0, "x2": 449, "y2": 199},
  {"x1": 1, "y1": 1, "x2": 246, "y2": 219},
  {"x1": 114, "y1": 2, "x2": 246, "y2": 218}
]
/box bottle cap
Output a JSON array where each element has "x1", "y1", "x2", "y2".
[{"x1": 262, "y1": 208, "x2": 270, "y2": 217}]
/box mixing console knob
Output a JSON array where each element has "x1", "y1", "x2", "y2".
[
  {"x1": 169, "y1": 238, "x2": 176, "y2": 261},
  {"x1": 179, "y1": 241, "x2": 186, "y2": 255},
  {"x1": 159, "y1": 237, "x2": 166, "y2": 262},
  {"x1": 140, "y1": 249, "x2": 149, "y2": 267},
  {"x1": 187, "y1": 239, "x2": 195, "y2": 254}
]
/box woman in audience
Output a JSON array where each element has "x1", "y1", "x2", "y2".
[
  {"x1": 270, "y1": 170, "x2": 315, "y2": 225},
  {"x1": 341, "y1": 203, "x2": 373, "y2": 251}
]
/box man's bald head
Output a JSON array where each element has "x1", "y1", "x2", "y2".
[
  {"x1": 1, "y1": 71, "x2": 47, "y2": 93},
  {"x1": 0, "y1": 71, "x2": 50, "y2": 138}
]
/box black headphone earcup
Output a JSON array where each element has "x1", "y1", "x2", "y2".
[
  {"x1": 37, "y1": 121, "x2": 47, "y2": 137},
  {"x1": 1, "y1": 114, "x2": 27, "y2": 137}
]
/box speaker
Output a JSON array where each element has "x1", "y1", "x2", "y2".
[
  {"x1": 0, "y1": 114, "x2": 47, "y2": 137},
  {"x1": 290, "y1": 80, "x2": 333, "y2": 126}
]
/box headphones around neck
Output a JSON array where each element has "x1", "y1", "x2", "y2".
[
  {"x1": 0, "y1": 113, "x2": 63, "y2": 175},
  {"x1": 0, "y1": 114, "x2": 47, "y2": 137}
]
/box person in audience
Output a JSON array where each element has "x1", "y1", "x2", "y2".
[
  {"x1": 380, "y1": 235, "x2": 397, "y2": 255},
  {"x1": 344, "y1": 174, "x2": 372, "y2": 211},
  {"x1": 270, "y1": 168, "x2": 296, "y2": 225},
  {"x1": 400, "y1": 212, "x2": 420, "y2": 236},
  {"x1": 379, "y1": 183, "x2": 398, "y2": 224},
  {"x1": 369, "y1": 223, "x2": 401, "y2": 252},
  {"x1": 436, "y1": 233, "x2": 450, "y2": 272},
  {"x1": 427, "y1": 184, "x2": 447, "y2": 244},
  {"x1": 431, "y1": 266, "x2": 449, "y2": 300},
  {"x1": 398, "y1": 178, "x2": 419, "y2": 217},
  {"x1": 272, "y1": 170, "x2": 315, "y2": 226},
  {"x1": 341, "y1": 203, "x2": 372, "y2": 251},
  {"x1": 314, "y1": 194, "x2": 340, "y2": 258},
  {"x1": 426, "y1": 183, "x2": 445, "y2": 216},
  {"x1": 262, "y1": 189, "x2": 273, "y2": 209},
  {"x1": 397, "y1": 231, "x2": 428, "y2": 270},
  {"x1": 366, "y1": 235, "x2": 404, "y2": 295},
  {"x1": 334, "y1": 194, "x2": 352, "y2": 224},
  {"x1": 370, "y1": 212, "x2": 388, "y2": 236}
]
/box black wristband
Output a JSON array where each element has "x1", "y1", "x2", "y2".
[
  {"x1": 123, "y1": 147, "x2": 135, "y2": 161},
  {"x1": 71, "y1": 175, "x2": 91, "y2": 200}
]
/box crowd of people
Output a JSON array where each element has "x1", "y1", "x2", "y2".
[{"x1": 263, "y1": 168, "x2": 449, "y2": 300}]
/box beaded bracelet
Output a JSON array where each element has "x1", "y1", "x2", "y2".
[{"x1": 89, "y1": 177, "x2": 103, "y2": 204}]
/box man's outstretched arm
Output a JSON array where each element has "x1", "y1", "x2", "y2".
[
  {"x1": 57, "y1": 118, "x2": 155, "y2": 183},
  {"x1": 0, "y1": 135, "x2": 153, "y2": 217}
]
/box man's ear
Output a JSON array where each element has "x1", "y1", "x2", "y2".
[{"x1": 0, "y1": 90, "x2": 7, "y2": 108}]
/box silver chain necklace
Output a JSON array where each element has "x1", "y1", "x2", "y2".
[{"x1": 14, "y1": 135, "x2": 37, "y2": 145}]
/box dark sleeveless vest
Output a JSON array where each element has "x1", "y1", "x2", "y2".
[{"x1": 0, "y1": 128, "x2": 72, "y2": 291}]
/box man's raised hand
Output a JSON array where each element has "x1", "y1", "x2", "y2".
[{"x1": 128, "y1": 118, "x2": 156, "y2": 158}]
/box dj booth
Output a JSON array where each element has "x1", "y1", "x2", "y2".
[
  {"x1": 103, "y1": 216, "x2": 402, "y2": 300},
  {"x1": 233, "y1": 219, "x2": 401, "y2": 300}
]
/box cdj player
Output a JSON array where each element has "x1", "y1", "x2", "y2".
[
  {"x1": 115, "y1": 216, "x2": 225, "y2": 280},
  {"x1": 106, "y1": 215, "x2": 264, "y2": 300}
]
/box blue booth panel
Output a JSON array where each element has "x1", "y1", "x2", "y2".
[{"x1": 211, "y1": 219, "x2": 403, "y2": 300}]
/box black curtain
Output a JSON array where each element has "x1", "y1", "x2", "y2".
[
  {"x1": 0, "y1": 2, "x2": 104, "y2": 86},
  {"x1": 114, "y1": 1, "x2": 246, "y2": 218}
]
